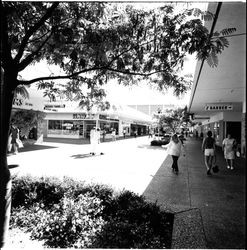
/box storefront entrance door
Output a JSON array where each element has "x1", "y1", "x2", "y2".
[{"x1": 226, "y1": 122, "x2": 241, "y2": 144}]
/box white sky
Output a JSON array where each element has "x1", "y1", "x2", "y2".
[{"x1": 20, "y1": 2, "x2": 208, "y2": 107}]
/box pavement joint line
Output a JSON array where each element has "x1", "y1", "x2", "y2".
[
  {"x1": 184, "y1": 143, "x2": 193, "y2": 208},
  {"x1": 173, "y1": 207, "x2": 201, "y2": 215}
]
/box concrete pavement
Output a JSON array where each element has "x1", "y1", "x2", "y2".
[
  {"x1": 7, "y1": 136, "x2": 246, "y2": 249},
  {"x1": 143, "y1": 137, "x2": 246, "y2": 249},
  {"x1": 8, "y1": 136, "x2": 169, "y2": 195}
]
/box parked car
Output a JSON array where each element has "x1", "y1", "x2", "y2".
[{"x1": 151, "y1": 134, "x2": 171, "y2": 146}]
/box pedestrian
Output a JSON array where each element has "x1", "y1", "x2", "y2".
[
  {"x1": 134, "y1": 130, "x2": 137, "y2": 138},
  {"x1": 123, "y1": 129, "x2": 126, "y2": 139},
  {"x1": 96, "y1": 128, "x2": 104, "y2": 155},
  {"x1": 102, "y1": 129, "x2": 106, "y2": 142},
  {"x1": 9, "y1": 124, "x2": 20, "y2": 154},
  {"x1": 222, "y1": 133, "x2": 237, "y2": 170},
  {"x1": 200, "y1": 132, "x2": 204, "y2": 140},
  {"x1": 185, "y1": 131, "x2": 188, "y2": 138},
  {"x1": 165, "y1": 134, "x2": 184, "y2": 174},
  {"x1": 111, "y1": 129, "x2": 116, "y2": 141},
  {"x1": 90, "y1": 127, "x2": 97, "y2": 155},
  {"x1": 202, "y1": 130, "x2": 216, "y2": 176},
  {"x1": 195, "y1": 130, "x2": 199, "y2": 140}
]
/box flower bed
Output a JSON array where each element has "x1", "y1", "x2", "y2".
[{"x1": 10, "y1": 175, "x2": 174, "y2": 248}]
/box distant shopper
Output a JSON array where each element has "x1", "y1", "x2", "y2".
[
  {"x1": 222, "y1": 133, "x2": 237, "y2": 170},
  {"x1": 96, "y1": 128, "x2": 104, "y2": 155},
  {"x1": 9, "y1": 124, "x2": 20, "y2": 154},
  {"x1": 102, "y1": 129, "x2": 106, "y2": 142},
  {"x1": 134, "y1": 130, "x2": 137, "y2": 138},
  {"x1": 200, "y1": 132, "x2": 204, "y2": 140},
  {"x1": 123, "y1": 129, "x2": 126, "y2": 138},
  {"x1": 202, "y1": 131, "x2": 216, "y2": 176},
  {"x1": 195, "y1": 130, "x2": 199, "y2": 139},
  {"x1": 111, "y1": 129, "x2": 116, "y2": 141},
  {"x1": 165, "y1": 134, "x2": 184, "y2": 174},
  {"x1": 90, "y1": 127, "x2": 97, "y2": 155}
]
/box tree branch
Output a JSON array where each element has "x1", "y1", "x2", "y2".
[
  {"x1": 14, "y1": 2, "x2": 59, "y2": 63},
  {"x1": 19, "y1": 64, "x2": 174, "y2": 86},
  {"x1": 18, "y1": 31, "x2": 53, "y2": 71}
]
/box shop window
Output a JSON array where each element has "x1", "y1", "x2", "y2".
[{"x1": 48, "y1": 120, "x2": 62, "y2": 130}]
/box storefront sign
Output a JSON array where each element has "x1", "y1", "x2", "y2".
[
  {"x1": 99, "y1": 114, "x2": 118, "y2": 121},
  {"x1": 44, "y1": 104, "x2": 65, "y2": 109},
  {"x1": 204, "y1": 104, "x2": 233, "y2": 111},
  {"x1": 73, "y1": 113, "x2": 96, "y2": 119}
]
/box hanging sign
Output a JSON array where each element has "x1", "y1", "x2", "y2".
[{"x1": 204, "y1": 104, "x2": 233, "y2": 111}]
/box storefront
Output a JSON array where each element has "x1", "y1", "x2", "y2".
[
  {"x1": 195, "y1": 110, "x2": 242, "y2": 147},
  {"x1": 43, "y1": 103, "x2": 153, "y2": 140}
]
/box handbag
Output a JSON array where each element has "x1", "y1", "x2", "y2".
[
  {"x1": 212, "y1": 165, "x2": 219, "y2": 173},
  {"x1": 16, "y1": 138, "x2": 24, "y2": 148}
]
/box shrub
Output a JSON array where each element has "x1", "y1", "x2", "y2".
[
  {"x1": 92, "y1": 191, "x2": 173, "y2": 248},
  {"x1": 10, "y1": 176, "x2": 173, "y2": 248}
]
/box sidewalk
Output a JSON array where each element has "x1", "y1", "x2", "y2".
[{"x1": 143, "y1": 137, "x2": 246, "y2": 249}]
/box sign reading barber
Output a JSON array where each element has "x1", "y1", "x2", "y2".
[{"x1": 204, "y1": 104, "x2": 233, "y2": 111}]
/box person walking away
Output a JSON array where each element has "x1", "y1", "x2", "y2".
[
  {"x1": 202, "y1": 131, "x2": 216, "y2": 176},
  {"x1": 165, "y1": 134, "x2": 184, "y2": 174},
  {"x1": 185, "y1": 131, "x2": 188, "y2": 138},
  {"x1": 90, "y1": 127, "x2": 97, "y2": 155},
  {"x1": 222, "y1": 133, "x2": 237, "y2": 170},
  {"x1": 195, "y1": 130, "x2": 199, "y2": 140},
  {"x1": 9, "y1": 124, "x2": 19, "y2": 154},
  {"x1": 200, "y1": 132, "x2": 204, "y2": 140}
]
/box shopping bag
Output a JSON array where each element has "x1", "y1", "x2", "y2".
[
  {"x1": 16, "y1": 139, "x2": 24, "y2": 148},
  {"x1": 212, "y1": 165, "x2": 219, "y2": 173},
  {"x1": 8, "y1": 135, "x2": 12, "y2": 152}
]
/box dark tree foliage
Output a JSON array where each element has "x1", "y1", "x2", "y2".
[
  {"x1": 10, "y1": 110, "x2": 46, "y2": 138},
  {"x1": 0, "y1": 2, "x2": 236, "y2": 247}
]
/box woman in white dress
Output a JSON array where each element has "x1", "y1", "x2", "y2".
[{"x1": 222, "y1": 134, "x2": 237, "y2": 170}]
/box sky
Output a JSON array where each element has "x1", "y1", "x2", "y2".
[{"x1": 19, "y1": 2, "x2": 208, "y2": 108}]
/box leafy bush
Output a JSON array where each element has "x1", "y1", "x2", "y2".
[
  {"x1": 92, "y1": 191, "x2": 173, "y2": 248},
  {"x1": 10, "y1": 175, "x2": 173, "y2": 248}
]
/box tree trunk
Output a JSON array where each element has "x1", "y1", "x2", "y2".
[{"x1": 0, "y1": 68, "x2": 16, "y2": 248}]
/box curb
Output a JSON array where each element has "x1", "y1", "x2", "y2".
[{"x1": 171, "y1": 208, "x2": 206, "y2": 249}]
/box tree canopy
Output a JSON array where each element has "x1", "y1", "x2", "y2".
[{"x1": 1, "y1": 2, "x2": 235, "y2": 109}]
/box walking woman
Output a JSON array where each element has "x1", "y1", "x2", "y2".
[
  {"x1": 222, "y1": 133, "x2": 237, "y2": 170},
  {"x1": 202, "y1": 131, "x2": 216, "y2": 175},
  {"x1": 166, "y1": 134, "x2": 184, "y2": 174}
]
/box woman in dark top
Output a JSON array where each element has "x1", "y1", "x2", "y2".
[{"x1": 202, "y1": 131, "x2": 216, "y2": 175}]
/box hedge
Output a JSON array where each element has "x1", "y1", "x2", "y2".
[{"x1": 10, "y1": 175, "x2": 173, "y2": 248}]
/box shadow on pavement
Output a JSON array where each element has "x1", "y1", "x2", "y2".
[
  {"x1": 18, "y1": 144, "x2": 57, "y2": 153},
  {"x1": 70, "y1": 153, "x2": 103, "y2": 159},
  {"x1": 8, "y1": 164, "x2": 20, "y2": 169}
]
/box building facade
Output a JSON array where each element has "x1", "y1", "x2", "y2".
[
  {"x1": 43, "y1": 102, "x2": 153, "y2": 140},
  {"x1": 188, "y1": 2, "x2": 246, "y2": 156},
  {"x1": 128, "y1": 104, "x2": 176, "y2": 117}
]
